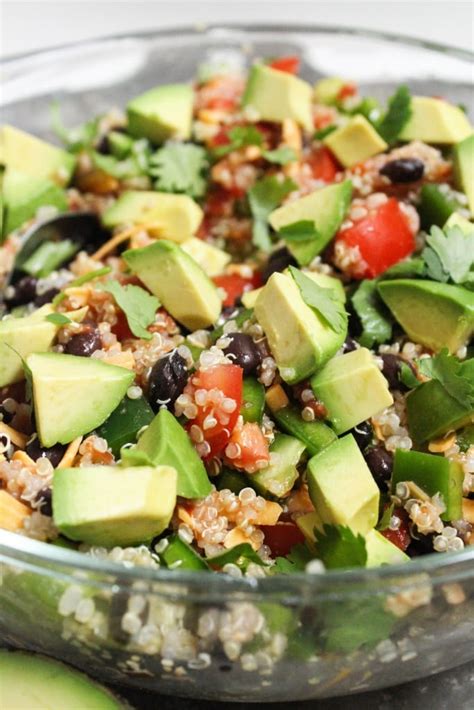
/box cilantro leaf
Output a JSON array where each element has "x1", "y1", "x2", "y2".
[
  {"x1": 418, "y1": 349, "x2": 474, "y2": 410},
  {"x1": 50, "y1": 101, "x2": 100, "y2": 153},
  {"x1": 313, "y1": 524, "x2": 367, "y2": 569},
  {"x1": 214, "y1": 126, "x2": 263, "y2": 157},
  {"x1": 248, "y1": 175, "x2": 296, "y2": 251},
  {"x1": 206, "y1": 543, "x2": 267, "y2": 569},
  {"x1": 272, "y1": 543, "x2": 314, "y2": 574},
  {"x1": 376, "y1": 502, "x2": 395, "y2": 531},
  {"x1": 45, "y1": 313, "x2": 72, "y2": 326},
  {"x1": 262, "y1": 146, "x2": 297, "y2": 165},
  {"x1": 399, "y1": 361, "x2": 421, "y2": 390},
  {"x1": 422, "y1": 225, "x2": 474, "y2": 285},
  {"x1": 289, "y1": 266, "x2": 347, "y2": 334},
  {"x1": 352, "y1": 279, "x2": 392, "y2": 348},
  {"x1": 91, "y1": 138, "x2": 152, "y2": 180},
  {"x1": 98, "y1": 281, "x2": 160, "y2": 340},
  {"x1": 149, "y1": 143, "x2": 208, "y2": 198},
  {"x1": 278, "y1": 220, "x2": 321, "y2": 243},
  {"x1": 376, "y1": 85, "x2": 412, "y2": 145}
]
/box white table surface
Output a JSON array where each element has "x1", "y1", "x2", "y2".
[{"x1": 1, "y1": 0, "x2": 473, "y2": 59}]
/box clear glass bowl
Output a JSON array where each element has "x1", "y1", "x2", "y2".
[{"x1": 1, "y1": 25, "x2": 473, "y2": 702}]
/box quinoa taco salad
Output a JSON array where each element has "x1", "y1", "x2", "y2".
[{"x1": 1, "y1": 54, "x2": 474, "y2": 591}]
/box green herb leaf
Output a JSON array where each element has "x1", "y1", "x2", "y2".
[
  {"x1": 352, "y1": 279, "x2": 392, "y2": 347},
  {"x1": 149, "y1": 143, "x2": 208, "y2": 198},
  {"x1": 423, "y1": 225, "x2": 474, "y2": 285},
  {"x1": 417, "y1": 349, "x2": 474, "y2": 410},
  {"x1": 91, "y1": 138, "x2": 152, "y2": 180},
  {"x1": 313, "y1": 524, "x2": 367, "y2": 569},
  {"x1": 376, "y1": 85, "x2": 412, "y2": 145},
  {"x1": 314, "y1": 125, "x2": 337, "y2": 140},
  {"x1": 214, "y1": 126, "x2": 264, "y2": 157},
  {"x1": 262, "y1": 146, "x2": 298, "y2": 165},
  {"x1": 380, "y1": 257, "x2": 426, "y2": 280},
  {"x1": 272, "y1": 543, "x2": 314, "y2": 574},
  {"x1": 248, "y1": 175, "x2": 296, "y2": 251},
  {"x1": 52, "y1": 267, "x2": 112, "y2": 305},
  {"x1": 289, "y1": 266, "x2": 347, "y2": 334},
  {"x1": 399, "y1": 361, "x2": 421, "y2": 390},
  {"x1": 45, "y1": 313, "x2": 72, "y2": 326},
  {"x1": 376, "y1": 502, "x2": 395, "y2": 531},
  {"x1": 206, "y1": 543, "x2": 267, "y2": 569},
  {"x1": 50, "y1": 101, "x2": 100, "y2": 153},
  {"x1": 98, "y1": 281, "x2": 160, "y2": 340},
  {"x1": 278, "y1": 220, "x2": 321, "y2": 243}
]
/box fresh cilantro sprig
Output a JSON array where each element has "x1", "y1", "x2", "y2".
[
  {"x1": 98, "y1": 281, "x2": 160, "y2": 340},
  {"x1": 376, "y1": 502, "x2": 395, "y2": 532},
  {"x1": 50, "y1": 101, "x2": 100, "y2": 153},
  {"x1": 352, "y1": 279, "x2": 392, "y2": 348},
  {"x1": 45, "y1": 313, "x2": 72, "y2": 326},
  {"x1": 399, "y1": 361, "x2": 421, "y2": 390},
  {"x1": 313, "y1": 524, "x2": 367, "y2": 569},
  {"x1": 289, "y1": 266, "x2": 347, "y2": 335},
  {"x1": 206, "y1": 543, "x2": 267, "y2": 569},
  {"x1": 248, "y1": 175, "x2": 296, "y2": 251},
  {"x1": 422, "y1": 225, "x2": 474, "y2": 286},
  {"x1": 263, "y1": 146, "x2": 297, "y2": 165},
  {"x1": 417, "y1": 349, "x2": 474, "y2": 410},
  {"x1": 91, "y1": 138, "x2": 152, "y2": 180},
  {"x1": 214, "y1": 126, "x2": 264, "y2": 157},
  {"x1": 272, "y1": 543, "x2": 314, "y2": 574},
  {"x1": 149, "y1": 143, "x2": 209, "y2": 199},
  {"x1": 376, "y1": 85, "x2": 412, "y2": 145},
  {"x1": 278, "y1": 220, "x2": 321, "y2": 244}
]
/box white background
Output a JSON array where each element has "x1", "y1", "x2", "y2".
[{"x1": 1, "y1": 0, "x2": 473, "y2": 59}]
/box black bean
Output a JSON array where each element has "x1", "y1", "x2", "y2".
[
  {"x1": 342, "y1": 336, "x2": 359, "y2": 354},
  {"x1": 35, "y1": 488, "x2": 53, "y2": 517},
  {"x1": 64, "y1": 326, "x2": 102, "y2": 357},
  {"x1": 364, "y1": 445, "x2": 393, "y2": 489},
  {"x1": 380, "y1": 158, "x2": 425, "y2": 184},
  {"x1": 223, "y1": 333, "x2": 262, "y2": 375},
  {"x1": 34, "y1": 287, "x2": 60, "y2": 307},
  {"x1": 380, "y1": 354, "x2": 415, "y2": 391},
  {"x1": 351, "y1": 421, "x2": 373, "y2": 451},
  {"x1": 0, "y1": 404, "x2": 13, "y2": 425},
  {"x1": 5, "y1": 276, "x2": 38, "y2": 307},
  {"x1": 261, "y1": 247, "x2": 297, "y2": 283},
  {"x1": 407, "y1": 529, "x2": 435, "y2": 558},
  {"x1": 148, "y1": 351, "x2": 188, "y2": 412},
  {"x1": 26, "y1": 436, "x2": 66, "y2": 468}
]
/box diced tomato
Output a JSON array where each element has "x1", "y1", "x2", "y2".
[
  {"x1": 187, "y1": 364, "x2": 243, "y2": 458},
  {"x1": 269, "y1": 56, "x2": 300, "y2": 75},
  {"x1": 260, "y1": 522, "x2": 306, "y2": 557},
  {"x1": 224, "y1": 422, "x2": 270, "y2": 473},
  {"x1": 213, "y1": 272, "x2": 262, "y2": 308},
  {"x1": 210, "y1": 127, "x2": 232, "y2": 148},
  {"x1": 196, "y1": 75, "x2": 244, "y2": 112},
  {"x1": 307, "y1": 146, "x2": 340, "y2": 183},
  {"x1": 111, "y1": 310, "x2": 134, "y2": 341},
  {"x1": 335, "y1": 197, "x2": 415, "y2": 278},
  {"x1": 203, "y1": 186, "x2": 236, "y2": 219},
  {"x1": 336, "y1": 82, "x2": 357, "y2": 101},
  {"x1": 380, "y1": 508, "x2": 411, "y2": 552}
]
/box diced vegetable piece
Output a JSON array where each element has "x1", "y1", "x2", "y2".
[
  {"x1": 250, "y1": 433, "x2": 305, "y2": 498},
  {"x1": 96, "y1": 395, "x2": 154, "y2": 457},
  {"x1": 271, "y1": 405, "x2": 337, "y2": 456},
  {"x1": 241, "y1": 378, "x2": 265, "y2": 423}
]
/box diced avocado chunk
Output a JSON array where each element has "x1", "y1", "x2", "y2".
[
  {"x1": 241, "y1": 378, "x2": 265, "y2": 423},
  {"x1": 2, "y1": 168, "x2": 68, "y2": 236},
  {"x1": 399, "y1": 97, "x2": 472, "y2": 144},
  {"x1": 159, "y1": 534, "x2": 208, "y2": 571},
  {"x1": 241, "y1": 63, "x2": 313, "y2": 131},
  {"x1": 392, "y1": 449, "x2": 464, "y2": 521},
  {"x1": 107, "y1": 130, "x2": 134, "y2": 159},
  {"x1": 378, "y1": 279, "x2": 474, "y2": 353},
  {"x1": 123, "y1": 240, "x2": 221, "y2": 330},
  {"x1": 102, "y1": 191, "x2": 203, "y2": 242},
  {"x1": 307, "y1": 434, "x2": 380, "y2": 534},
  {"x1": 126, "y1": 84, "x2": 194, "y2": 143},
  {"x1": 418, "y1": 183, "x2": 461, "y2": 229},
  {"x1": 0, "y1": 651, "x2": 122, "y2": 709},
  {"x1": 251, "y1": 433, "x2": 305, "y2": 498},
  {"x1": 181, "y1": 237, "x2": 231, "y2": 276},
  {"x1": 122, "y1": 408, "x2": 211, "y2": 499},
  {"x1": 27, "y1": 352, "x2": 134, "y2": 447},
  {"x1": 254, "y1": 271, "x2": 346, "y2": 384},
  {"x1": 311, "y1": 348, "x2": 393, "y2": 435},
  {"x1": 241, "y1": 286, "x2": 263, "y2": 309},
  {"x1": 271, "y1": 404, "x2": 337, "y2": 456},
  {"x1": 95, "y1": 395, "x2": 154, "y2": 457},
  {"x1": 314, "y1": 77, "x2": 345, "y2": 105},
  {"x1": 296, "y1": 510, "x2": 323, "y2": 543},
  {"x1": 453, "y1": 133, "x2": 474, "y2": 213},
  {"x1": 323, "y1": 115, "x2": 388, "y2": 168},
  {"x1": 365, "y1": 529, "x2": 409, "y2": 567},
  {"x1": 0, "y1": 125, "x2": 75, "y2": 186},
  {"x1": 444, "y1": 212, "x2": 473, "y2": 234},
  {"x1": 53, "y1": 464, "x2": 177, "y2": 546},
  {"x1": 0, "y1": 305, "x2": 58, "y2": 387},
  {"x1": 269, "y1": 181, "x2": 352, "y2": 265}
]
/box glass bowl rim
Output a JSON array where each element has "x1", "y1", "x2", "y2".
[{"x1": 1, "y1": 23, "x2": 473, "y2": 594}]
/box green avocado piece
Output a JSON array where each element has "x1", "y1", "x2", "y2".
[
  {"x1": 102, "y1": 190, "x2": 203, "y2": 242},
  {"x1": 392, "y1": 449, "x2": 464, "y2": 521},
  {"x1": 378, "y1": 279, "x2": 474, "y2": 353},
  {"x1": 159, "y1": 534, "x2": 208, "y2": 571},
  {"x1": 107, "y1": 130, "x2": 134, "y2": 159},
  {"x1": 418, "y1": 183, "x2": 460, "y2": 229},
  {"x1": 241, "y1": 378, "x2": 265, "y2": 423},
  {"x1": 254, "y1": 271, "x2": 347, "y2": 384},
  {"x1": 95, "y1": 395, "x2": 154, "y2": 457},
  {"x1": 311, "y1": 347, "x2": 393, "y2": 435},
  {"x1": 123, "y1": 240, "x2": 221, "y2": 330},
  {"x1": 181, "y1": 236, "x2": 231, "y2": 277},
  {"x1": 444, "y1": 212, "x2": 474, "y2": 234},
  {"x1": 251, "y1": 433, "x2": 305, "y2": 498},
  {"x1": 307, "y1": 434, "x2": 380, "y2": 535},
  {"x1": 399, "y1": 97, "x2": 472, "y2": 144},
  {"x1": 365, "y1": 529, "x2": 409, "y2": 567},
  {"x1": 271, "y1": 404, "x2": 336, "y2": 456},
  {"x1": 123, "y1": 408, "x2": 212, "y2": 499},
  {"x1": 269, "y1": 181, "x2": 352, "y2": 265},
  {"x1": 323, "y1": 115, "x2": 388, "y2": 168},
  {"x1": 0, "y1": 651, "x2": 123, "y2": 709},
  {"x1": 2, "y1": 168, "x2": 68, "y2": 236},
  {"x1": 313, "y1": 77, "x2": 345, "y2": 105},
  {"x1": 242, "y1": 63, "x2": 313, "y2": 131},
  {"x1": 453, "y1": 133, "x2": 474, "y2": 213},
  {"x1": 0, "y1": 125, "x2": 76, "y2": 186},
  {"x1": 53, "y1": 464, "x2": 177, "y2": 546},
  {"x1": 126, "y1": 83, "x2": 194, "y2": 143},
  {"x1": 27, "y1": 352, "x2": 134, "y2": 447},
  {"x1": 0, "y1": 304, "x2": 59, "y2": 387}
]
